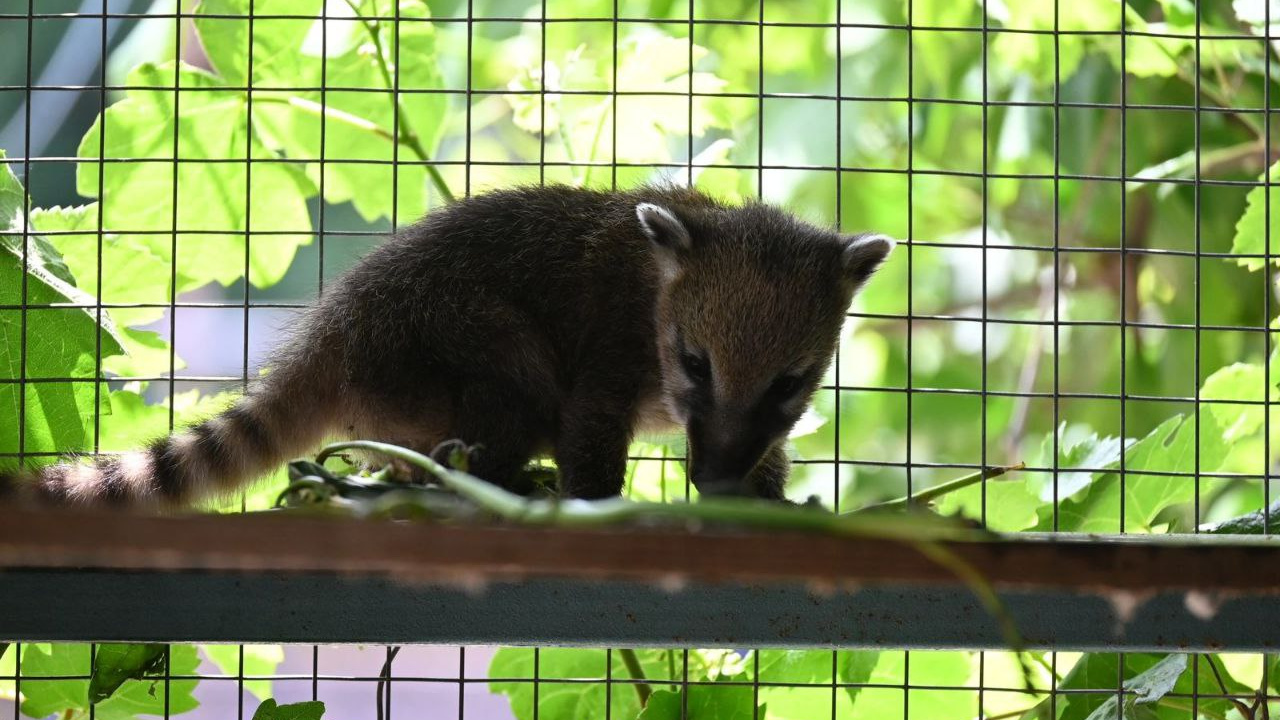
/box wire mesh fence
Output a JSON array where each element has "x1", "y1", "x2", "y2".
[{"x1": 2, "y1": 0, "x2": 1279, "y2": 718}]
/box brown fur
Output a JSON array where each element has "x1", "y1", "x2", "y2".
[{"x1": 0, "y1": 185, "x2": 891, "y2": 507}]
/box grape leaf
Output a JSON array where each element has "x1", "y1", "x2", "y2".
[
  {"x1": 1081, "y1": 654, "x2": 1185, "y2": 720},
  {"x1": 636, "y1": 682, "x2": 758, "y2": 720},
  {"x1": 20, "y1": 644, "x2": 199, "y2": 720},
  {"x1": 489, "y1": 647, "x2": 643, "y2": 720},
  {"x1": 89, "y1": 644, "x2": 167, "y2": 704},
  {"x1": 756, "y1": 650, "x2": 879, "y2": 719},
  {"x1": 1231, "y1": 160, "x2": 1280, "y2": 271},
  {"x1": 1040, "y1": 653, "x2": 1249, "y2": 720},
  {"x1": 1054, "y1": 414, "x2": 1228, "y2": 532},
  {"x1": 0, "y1": 159, "x2": 127, "y2": 462},
  {"x1": 1202, "y1": 362, "x2": 1273, "y2": 442},
  {"x1": 205, "y1": 0, "x2": 449, "y2": 224},
  {"x1": 76, "y1": 62, "x2": 315, "y2": 291}
]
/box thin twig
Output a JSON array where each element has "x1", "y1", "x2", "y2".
[
  {"x1": 617, "y1": 648, "x2": 653, "y2": 707},
  {"x1": 1202, "y1": 654, "x2": 1256, "y2": 719},
  {"x1": 1002, "y1": 269, "x2": 1059, "y2": 456},
  {"x1": 854, "y1": 463, "x2": 1025, "y2": 514}
]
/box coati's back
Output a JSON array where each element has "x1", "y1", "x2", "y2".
[{"x1": 0, "y1": 185, "x2": 892, "y2": 507}]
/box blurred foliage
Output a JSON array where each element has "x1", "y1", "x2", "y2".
[{"x1": 4, "y1": 0, "x2": 1280, "y2": 718}]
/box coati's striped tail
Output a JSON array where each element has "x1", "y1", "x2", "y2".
[{"x1": 0, "y1": 364, "x2": 338, "y2": 509}]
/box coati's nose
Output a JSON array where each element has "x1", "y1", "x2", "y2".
[{"x1": 691, "y1": 475, "x2": 751, "y2": 497}]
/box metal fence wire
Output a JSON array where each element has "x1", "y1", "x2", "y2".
[{"x1": 1, "y1": 0, "x2": 1279, "y2": 718}]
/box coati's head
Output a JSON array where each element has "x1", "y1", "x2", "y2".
[{"x1": 637, "y1": 198, "x2": 893, "y2": 498}]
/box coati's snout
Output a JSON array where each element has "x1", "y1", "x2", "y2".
[{"x1": 636, "y1": 199, "x2": 894, "y2": 498}]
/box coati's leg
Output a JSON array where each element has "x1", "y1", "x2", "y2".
[
  {"x1": 448, "y1": 381, "x2": 549, "y2": 493},
  {"x1": 745, "y1": 442, "x2": 790, "y2": 500},
  {"x1": 553, "y1": 383, "x2": 636, "y2": 499}
]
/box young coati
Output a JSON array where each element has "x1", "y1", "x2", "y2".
[{"x1": 0, "y1": 185, "x2": 893, "y2": 508}]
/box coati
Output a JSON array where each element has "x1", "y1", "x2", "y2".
[{"x1": 0, "y1": 185, "x2": 893, "y2": 508}]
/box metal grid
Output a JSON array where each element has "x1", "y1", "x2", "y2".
[{"x1": 2, "y1": 0, "x2": 1278, "y2": 719}]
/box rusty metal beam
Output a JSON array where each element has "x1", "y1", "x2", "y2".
[{"x1": 1, "y1": 507, "x2": 1278, "y2": 650}]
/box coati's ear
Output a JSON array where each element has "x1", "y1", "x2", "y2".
[
  {"x1": 637, "y1": 203, "x2": 692, "y2": 251},
  {"x1": 637, "y1": 203, "x2": 693, "y2": 278},
  {"x1": 840, "y1": 232, "x2": 895, "y2": 288}
]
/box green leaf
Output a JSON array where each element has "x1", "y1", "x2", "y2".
[
  {"x1": 1081, "y1": 655, "x2": 1185, "y2": 720},
  {"x1": 1202, "y1": 362, "x2": 1273, "y2": 442},
  {"x1": 1049, "y1": 426, "x2": 1129, "y2": 501},
  {"x1": 851, "y1": 651, "x2": 975, "y2": 720},
  {"x1": 756, "y1": 650, "x2": 880, "y2": 719},
  {"x1": 214, "y1": 0, "x2": 449, "y2": 224},
  {"x1": 988, "y1": 0, "x2": 1113, "y2": 84},
  {"x1": 1102, "y1": 22, "x2": 1192, "y2": 78},
  {"x1": 1041, "y1": 653, "x2": 1249, "y2": 720},
  {"x1": 33, "y1": 204, "x2": 171, "y2": 320},
  {"x1": 194, "y1": 0, "x2": 326, "y2": 88},
  {"x1": 610, "y1": 36, "x2": 730, "y2": 164},
  {"x1": 0, "y1": 162, "x2": 128, "y2": 462},
  {"x1": 935, "y1": 476, "x2": 1041, "y2": 531},
  {"x1": 0, "y1": 148, "x2": 22, "y2": 227},
  {"x1": 1232, "y1": 160, "x2": 1280, "y2": 271},
  {"x1": 0, "y1": 642, "x2": 14, "y2": 702},
  {"x1": 89, "y1": 644, "x2": 167, "y2": 704},
  {"x1": 20, "y1": 644, "x2": 199, "y2": 720},
  {"x1": 202, "y1": 645, "x2": 285, "y2": 701},
  {"x1": 1054, "y1": 413, "x2": 1228, "y2": 532},
  {"x1": 637, "y1": 690, "x2": 683, "y2": 720},
  {"x1": 251, "y1": 699, "x2": 327, "y2": 720},
  {"x1": 626, "y1": 441, "x2": 688, "y2": 501},
  {"x1": 489, "y1": 647, "x2": 646, "y2": 720},
  {"x1": 636, "y1": 682, "x2": 758, "y2": 720},
  {"x1": 77, "y1": 61, "x2": 315, "y2": 291}
]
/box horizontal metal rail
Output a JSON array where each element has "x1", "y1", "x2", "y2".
[{"x1": 1, "y1": 507, "x2": 1278, "y2": 651}]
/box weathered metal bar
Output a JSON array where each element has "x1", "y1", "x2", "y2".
[{"x1": 1, "y1": 507, "x2": 1278, "y2": 650}]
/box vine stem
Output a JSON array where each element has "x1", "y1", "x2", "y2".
[
  {"x1": 617, "y1": 649, "x2": 653, "y2": 707},
  {"x1": 254, "y1": 95, "x2": 397, "y2": 143},
  {"x1": 854, "y1": 462, "x2": 1025, "y2": 514},
  {"x1": 316, "y1": 441, "x2": 991, "y2": 541},
  {"x1": 909, "y1": 539, "x2": 1037, "y2": 693},
  {"x1": 339, "y1": 0, "x2": 455, "y2": 203},
  {"x1": 375, "y1": 645, "x2": 401, "y2": 720}
]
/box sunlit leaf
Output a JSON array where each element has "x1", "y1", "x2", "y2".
[
  {"x1": 1231, "y1": 160, "x2": 1280, "y2": 271},
  {"x1": 77, "y1": 62, "x2": 315, "y2": 290}
]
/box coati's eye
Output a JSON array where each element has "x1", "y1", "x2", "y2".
[
  {"x1": 681, "y1": 350, "x2": 712, "y2": 384},
  {"x1": 769, "y1": 374, "x2": 805, "y2": 399}
]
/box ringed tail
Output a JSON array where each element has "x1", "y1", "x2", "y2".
[{"x1": 0, "y1": 362, "x2": 337, "y2": 509}]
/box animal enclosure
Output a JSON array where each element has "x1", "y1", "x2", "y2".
[{"x1": 3, "y1": 0, "x2": 1280, "y2": 719}]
